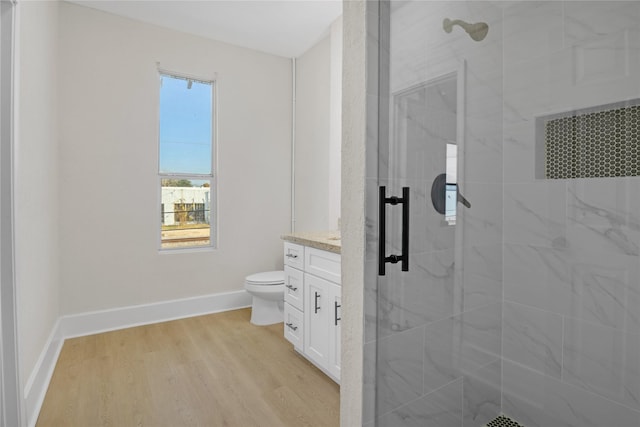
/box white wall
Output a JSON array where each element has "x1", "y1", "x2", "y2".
[
  {"x1": 294, "y1": 17, "x2": 342, "y2": 232},
  {"x1": 58, "y1": 2, "x2": 292, "y2": 315},
  {"x1": 294, "y1": 34, "x2": 331, "y2": 231},
  {"x1": 14, "y1": 0, "x2": 60, "y2": 397},
  {"x1": 329, "y1": 16, "x2": 343, "y2": 230}
]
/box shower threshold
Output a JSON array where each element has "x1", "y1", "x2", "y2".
[{"x1": 484, "y1": 414, "x2": 525, "y2": 427}]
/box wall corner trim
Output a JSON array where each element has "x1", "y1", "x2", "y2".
[{"x1": 23, "y1": 289, "x2": 252, "y2": 427}]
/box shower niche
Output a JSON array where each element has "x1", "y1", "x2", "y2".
[{"x1": 537, "y1": 98, "x2": 640, "y2": 179}]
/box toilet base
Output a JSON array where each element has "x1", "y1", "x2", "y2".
[{"x1": 250, "y1": 297, "x2": 284, "y2": 325}]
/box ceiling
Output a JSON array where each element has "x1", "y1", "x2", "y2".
[{"x1": 67, "y1": 0, "x2": 343, "y2": 58}]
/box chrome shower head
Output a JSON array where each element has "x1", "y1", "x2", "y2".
[{"x1": 443, "y1": 18, "x2": 489, "y2": 42}]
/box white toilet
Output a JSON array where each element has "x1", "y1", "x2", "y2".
[{"x1": 244, "y1": 270, "x2": 285, "y2": 325}]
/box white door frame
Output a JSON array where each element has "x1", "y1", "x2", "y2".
[{"x1": 0, "y1": 0, "x2": 23, "y2": 426}]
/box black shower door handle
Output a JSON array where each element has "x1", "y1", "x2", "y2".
[{"x1": 378, "y1": 186, "x2": 409, "y2": 275}]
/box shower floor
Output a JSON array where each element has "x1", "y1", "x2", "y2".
[{"x1": 484, "y1": 414, "x2": 525, "y2": 427}]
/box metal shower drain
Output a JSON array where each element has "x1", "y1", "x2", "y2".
[{"x1": 484, "y1": 414, "x2": 525, "y2": 427}]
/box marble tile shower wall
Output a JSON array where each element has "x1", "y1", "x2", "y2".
[
  {"x1": 366, "y1": 1, "x2": 640, "y2": 427},
  {"x1": 501, "y1": 1, "x2": 640, "y2": 426}
]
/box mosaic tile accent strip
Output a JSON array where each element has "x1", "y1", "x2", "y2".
[
  {"x1": 543, "y1": 102, "x2": 640, "y2": 179},
  {"x1": 484, "y1": 414, "x2": 525, "y2": 427}
]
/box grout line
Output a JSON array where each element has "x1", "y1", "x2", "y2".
[
  {"x1": 373, "y1": 377, "x2": 464, "y2": 422},
  {"x1": 505, "y1": 358, "x2": 640, "y2": 417},
  {"x1": 503, "y1": 298, "x2": 628, "y2": 332},
  {"x1": 501, "y1": 1, "x2": 506, "y2": 411},
  {"x1": 560, "y1": 315, "x2": 565, "y2": 383}
]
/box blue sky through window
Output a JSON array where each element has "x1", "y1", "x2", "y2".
[{"x1": 159, "y1": 75, "x2": 212, "y2": 175}]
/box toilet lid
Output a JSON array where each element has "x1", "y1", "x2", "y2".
[{"x1": 246, "y1": 270, "x2": 285, "y2": 285}]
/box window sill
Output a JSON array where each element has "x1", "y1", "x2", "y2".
[{"x1": 158, "y1": 246, "x2": 217, "y2": 255}]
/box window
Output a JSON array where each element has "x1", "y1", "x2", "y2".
[{"x1": 158, "y1": 73, "x2": 215, "y2": 249}]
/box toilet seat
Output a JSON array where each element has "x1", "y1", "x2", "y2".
[{"x1": 245, "y1": 270, "x2": 285, "y2": 285}]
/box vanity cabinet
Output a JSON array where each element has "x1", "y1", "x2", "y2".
[{"x1": 283, "y1": 242, "x2": 341, "y2": 383}]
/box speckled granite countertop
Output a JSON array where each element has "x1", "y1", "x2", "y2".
[{"x1": 281, "y1": 230, "x2": 341, "y2": 254}]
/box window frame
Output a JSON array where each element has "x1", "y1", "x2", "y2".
[{"x1": 157, "y1": 70, "x2": 217, "y2": 251}]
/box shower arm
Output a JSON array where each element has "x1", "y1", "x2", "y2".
[
  {"x1": 445, "y1": 19, "x2": 470, "y2": 31},
  {"x1": 443, "y1": 18, "x2": 489, "y2": 42}
]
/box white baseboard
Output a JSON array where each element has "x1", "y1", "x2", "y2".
[
  {"x1": 24, "y1": 290, "x2": 251, "y2": 427},
  {"x1": 59, "y1": 289, "x2": 251, "y2": 339},
  {"x1": 23, "y1": 318, "x2": 64, "y2": 427}
]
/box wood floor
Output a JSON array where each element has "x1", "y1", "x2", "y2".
[{"x1": 36, "y1": 308, "x2": 340, "y2": 427}]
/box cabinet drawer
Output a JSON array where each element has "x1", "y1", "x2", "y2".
[
  {"x1": 305, "y1": 247, "x2": 341, "y2": 284},
  {"x1": 284, "y1": 242, "x2": 304, "y2": 270},
  {"x1": 284, "y1": 266, "x2": 304, "y2": 311},
  {"x1": 284, "y1": 303, "x2": 304, "y2": 351}
]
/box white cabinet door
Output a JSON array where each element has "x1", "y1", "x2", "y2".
[
  {"x1": 304, "y1": 273, "x2": 330, "y2": 369},
  {"x1": 327, "y1": 283, "x2": 341, "y2": 380}
]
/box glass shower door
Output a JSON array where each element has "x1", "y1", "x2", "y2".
[
  {"x1": 374, "y1": 2, "x2": 503, "y2": 426},
  {"x1": 371, "y1": 1, "x2": 640, "y2": 427}
]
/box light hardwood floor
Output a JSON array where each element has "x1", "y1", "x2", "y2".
[{"x1": 36, "y1": 308, "x2": 340, "y2": 427}]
